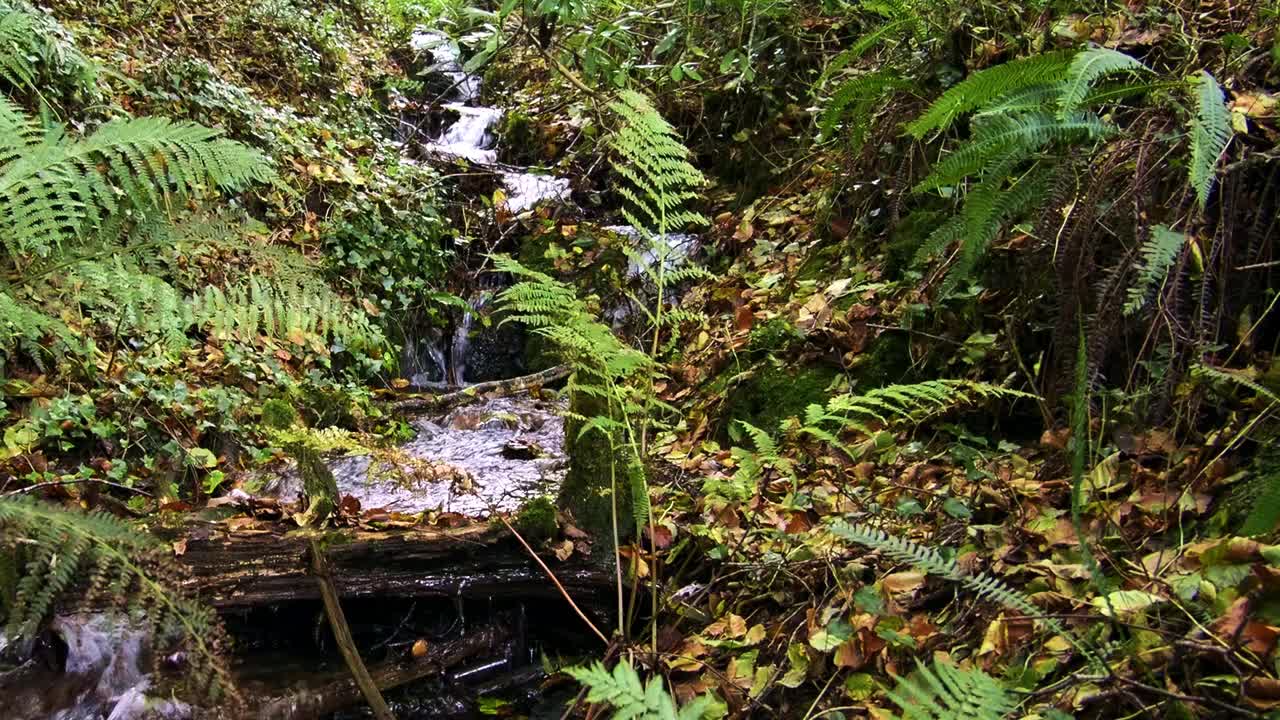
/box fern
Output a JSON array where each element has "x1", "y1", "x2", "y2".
[
  {"x1": 1187, "y1": 71, "x2": 1232, "y2": 210},
  {"x1": 1058, "y1": 48, "x2": 1150, "y2": 116},
  {"x1": 192, "y1": 277, "x2": 385, "y2": 350},
  {"x1": 0, "y1": 102, "x2": 274, "y2": 266},
  {"x1": 0, "y1": 496, "x2": 235, "y2": 702},
  {"x1": 819, "y1": 379, "x2": 1034, "y2": 430},
  {"x1": 887, "y1": 658, "x2": 1016, "y2": 720},
  {"x1": 1240, "y1": 460, "x2": 1280, "y2": 537},
  {"x1": 1123, "y1": 225, "x2": 1185, "y2": 316},
  {"x1": 607, "y1": 89, "x2": 707, "y2": 237},
  {"x1": 914, "y1": 112, "x2": 1108, "y2": 193},
  {"x1": 567, "y1": 661, "x2": 714, "y2": 720},
  {"x1": 819, "y1": 69, "x2": 908, "y2": 146},
  {"x1": 0, "y1": 3, "x2": 95, "y2": 95},
  {"x1": 906, "y1": 51, "x2": 1075, "y2": 138}
]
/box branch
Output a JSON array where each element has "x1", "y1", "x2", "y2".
[{"x1": 389, "y1": 364, "x2": 569, "y2": 414}]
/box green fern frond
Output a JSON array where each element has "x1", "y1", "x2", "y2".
[
  {"x1": 907, "y1": 51, "x2": 1075, "y2": 138},
  {"x1": 887, "y1": 658, "x2": 1015, "y2": 720},
  {"x1": 607, "y1": 89, "x2": 708, "y2": 237},
  {"x1": 1187, "y1": 71, "x2": 1232, "y2": 210},
  {"x1": 819, "y1": 69, "x2": 907, "y2": 145},
  {"x1": 0, "y1": 7, "x2": 37, "y2": 91},
  {"x1": 1123, "y1": 225, "x2": 1185, "y2": 316},
  {"x1": 914, "y1": 112, "x2": 1108, "y2": 192},
  {"x1": 0, "y1": 103, "x2": 274, "y2": 265},
  {"x1": 830, "y1": 521, "x2": 1049, "y2": 623},
  {"x1": 1058, "y1": 48, "x2": 1150, "y2": 115},
  {"x1": 567, "y1": 661, "x2": 714, "y2": 720}
]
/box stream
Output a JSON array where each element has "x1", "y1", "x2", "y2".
[{"x1": 6, "y1": 25, "x2": 686, "y2": 720}]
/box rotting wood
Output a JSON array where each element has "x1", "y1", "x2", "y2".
[
  {"x1": 245, "y1": 624, "x2": 508, "y2": 719},
  {"x1": 309, "y1": 538, "x2": 395, "y2": 720},
  {"x1": 388, "y1": 365, "x2": 570, "y2": 415},
  {"x1": 175, "y1": 521, "x2": 611, "y2": 608}
]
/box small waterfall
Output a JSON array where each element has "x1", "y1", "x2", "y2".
[
  {"x1": 409, "y1": 30, "x2": 480, "y2": 102},
  {"x1": 425, "y1": 104, "x2": 502, "y2": 164},
  {"x1": 0, "y1": 614, "x2": 190, "y2": 720},
  {"x1": 448, "y1": 292, "x2": 487, "y2": 385}
]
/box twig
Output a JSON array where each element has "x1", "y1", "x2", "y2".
[
  {"x1": 390, "y1": 364, "x2": 570, "y2": 414},
  {"x1": 3, "y1": 478, "x2": 154, "y2": 498},
  {"x1": 309, "y1": 539, "x2": 397, "y2": 720},
  {"x1": 495, "y1": 512, "x2": 608, "y2": 645}
]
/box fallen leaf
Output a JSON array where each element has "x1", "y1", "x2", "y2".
[{"x1": 411, "y1": 638, "x2": 429, "y2": 659}]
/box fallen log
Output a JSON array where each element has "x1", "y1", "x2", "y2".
[
  {"x1": 245, "y1": 624, "x2": 508, "y2": 720},
  {"x1": 388, "y1": 365, "x2": 570, "y2": 415},
  {"x1": 176, "y1": 521, "x2": 610, "y2": 609}
]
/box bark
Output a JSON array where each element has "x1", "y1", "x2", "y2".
[
  {"x1": 388, "y1": 365, "x2": 569, "y2": 415},
  {"x1": 175, "y1": 521, "x2": 612, "y2": 608}
]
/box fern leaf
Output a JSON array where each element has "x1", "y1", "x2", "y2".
[
  {"x1": 907, "y1": 51, "x2": 1075, "y2": 138},
  {"x1": 887, "y1": 658, "x2": 1014, "y2": 720},
  {"x1": 1059, "y1": 47, "x2": 1150, "y2": 115},
  {"x1": 1187, "y1": 71, "x2": 1232, "y2": 210},
  {"x1": 914, "y1": 112, "x2": 1108, "y2": 192},
  {"x1": 1123, "y1": 225, "x2": 1185, "y2": 316}
]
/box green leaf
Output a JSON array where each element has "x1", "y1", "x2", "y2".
[
  {"x1": 942, "y1": 497, "x2": 972, "y2": 520},
  {"x1": 1092, "y1": 589, "x2": 1164, "y2": 617},
  {"x1": 809, "y1": 617, "x2": 853, "y2": 651}
]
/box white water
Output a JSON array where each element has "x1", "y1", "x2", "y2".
[
  {"x1": 0, "y1": 614, "x2": 191, "y2": 720},
  {"x1": 267, "y1": 396, "x2": 566, "y2": 517},
  {"x1": 424, "y1": 104, "x2": 501, "y2": 164}
]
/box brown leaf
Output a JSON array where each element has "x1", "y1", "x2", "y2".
[
  {"x1": 171, "y1": 539, "x2": 187, "y2": 557},
  {"x1": 1245, "y1": 677, "x2": 1280, "y2": 709},
  {"x1": 553, "y1": 539, "x2": 574, "y2": 561},
  {"x1": 411, "y1": 638, "x2": 430, "y2": 659},
  {"x1": 734, "y1": 305, "x2": 755, "y2": 331}
]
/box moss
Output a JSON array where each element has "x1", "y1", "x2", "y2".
[
  {"x1": 261, "y1": 398, "x2": 299, "y2": 429},
  {"x1": 514, "y1": 496, "x2": 558, "y2": 544},
  {"x1": 292, "y1": 443, "x2": 338, "y2": 526},
  {"x1": 747, "y1": 317, "x2": 803, "y2": 355},
  {"x1": 847, "y1": 331, "x2": 913, "y2": 388},
  {"x1": 723, "y1": 361, "x2": 839, "y2": 438},
  {"x1": 557, "y1": 382, "x2": 633, "y2": 551},
  {"x1": 797, "y1": 244, "x2": 845, "y2": 283},
  {"x1": 518, "y1": 231, "x2": 559, "y2": 276}
]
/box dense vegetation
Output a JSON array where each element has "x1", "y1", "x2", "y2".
[{"x1": 2, "y1": 0, "x2": 1279, "y2": 717}]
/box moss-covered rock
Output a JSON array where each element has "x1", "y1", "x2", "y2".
[
  {"x1": 558, "y1": 382, "x2": 633, "y2": 551},
  {"x1": 292, "y1": 443, "x2": 338, "y2": 527},
  {"x1": 261, "y1": 398, "x2": 299, "y2": 429},
  {"x1": 514, "y1": 495, "x2": 558, "y2": 544},
  {"x1": 723, "y1": 360, "x2": 839, "y2": 438},
  {"x1": 747, "y1": 317, "x2": 803, "y2": 356}
]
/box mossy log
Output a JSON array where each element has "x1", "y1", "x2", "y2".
[
  {"x1": 557, "y1": 384, "x2": 633, "y2": 550},
  {"x1": 173, "y1": 522, "x2": 612, "y2": 608}
]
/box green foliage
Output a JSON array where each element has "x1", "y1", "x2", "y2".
[
  {"x1": 1187, "y1": 71, "x2": 1232, "y2": 210},
  {"x1": 607, "y1": 89, "x2": 707, "y2": 237},
  {"x1": 906, "y1": 51, "x2": 1075, "y2": 138},
  {"x1": 829, "y1": 521, "x2": 1069, "y2": 637},
  {"x1": 567, "y1": 661, "x2": 714, "y2": 720},
  {"x1": 886, "y1": 659, "x2": 1016, "y2": 720},
  {"x1": 261, "y1": 398, "x2": 301, "y2": 430},
  {"x1": 807, "y1": 379, "x2": 1035, "y2": 435},
  {"x1": 0, "y1": 102, "x2": 274, "y2": 266},
  {"x1": 1058, "y1": 47, "x2": 1151, "y2": 116},
  {"x1": 0, "y1": 2, "x2": 96, "y2": 97},
  {"x1": 1123, "y1": 225, "x2": 1185, "y2": 316},
  {"x1": 0, "y1": 496, "x2": 233, "y2": 700},
  {"x1": 192, "y1": 276, "x2": 386, "y2": 351}
]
